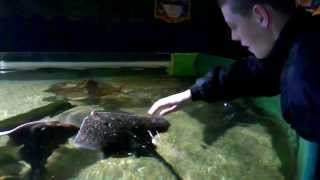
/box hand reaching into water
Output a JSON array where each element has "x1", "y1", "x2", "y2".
[{"x1": 148, "y1": 89, "x2": 192, "y2": 116}]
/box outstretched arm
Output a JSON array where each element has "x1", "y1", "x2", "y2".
[
  {"x1": 191, "y1": 56, "x2": 282, "y2": 102},
  {"x1": 149, "y1": 56, "x2": 282, "y2": 116}
]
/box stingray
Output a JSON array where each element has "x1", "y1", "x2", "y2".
[
  {"x1": 74, "y1": 111, "x2": 169, "y2": 151},
  {"x1": 44, "y1": 79, "x2": 126, "y2": 101},
  {"x1": 0, "y1": 110, "x2": 171, "y2": 180},
  {"x1": 0, "y1": 118, "x2": 78, "y2": 180},
  {"x1": 74, "y1": 111, "x2": 182, "y2": 180}
]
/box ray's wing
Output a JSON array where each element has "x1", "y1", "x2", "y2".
[{"x1": 0, "y1": 117, "x2": 56, "y2": 136}]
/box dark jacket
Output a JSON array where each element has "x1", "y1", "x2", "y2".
[{"x1": 190, "y1": 9, "x2": 320, "y2": 143}]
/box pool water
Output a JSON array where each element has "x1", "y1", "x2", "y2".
[{"x1": 0, "y1": 67, "x2": 297, "y2": 180}]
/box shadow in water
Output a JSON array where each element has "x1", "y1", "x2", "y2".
[
  {"x1": 247, "y1": 107, "x2": 297, "y2": 180},
  {"x1": 242, "y1": 99, "x2": 297, "y2": 180},
  {"x1": 183, "y1": 101, "x2": 255, "y2": 145},
  {"x1": 184, "y1": 99, "x2": 296, "y2": 180},
  {"x1": 100, "y1": 130, "x2": 182, "y2": 180}
]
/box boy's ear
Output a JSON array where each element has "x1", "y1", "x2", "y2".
[{"x1": 252, "y1": 4, "x2": 270, "y2": 28}]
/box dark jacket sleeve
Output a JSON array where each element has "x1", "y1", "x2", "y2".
[
  {"x1": 281, "y1": 34, "x2": 320, "y2": 142},
  {"x1": 190, "y1": 56, "x2": 282, "y2": 102}
]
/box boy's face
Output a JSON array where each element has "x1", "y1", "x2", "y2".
[{"x1": 221, "y1": 3, "x2": 275, "y2": 59}]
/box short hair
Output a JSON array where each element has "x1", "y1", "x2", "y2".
[{"x1": 217, "y1": 0, "x2": 296, "y2": 16}]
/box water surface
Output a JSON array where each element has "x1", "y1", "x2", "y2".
[{"x1": 0, "y1": 67, "x2": 297, "y2": 180}]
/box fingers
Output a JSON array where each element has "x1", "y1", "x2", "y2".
[
  {"x1": 148, "y1": 98, "x2": 173, "y2": 116},
  {"x1": 148, "y1": 100, "x2": 160, "y2": 115},
  {"x1": 148, "y1": 90, "x2": 191, "y2": 116},
  {"x1": 148, "y1": 103, "x2": 177, "y2": 116},
  {"x1": 159, "y1": 105, "x2": 178, "y2": 116}
]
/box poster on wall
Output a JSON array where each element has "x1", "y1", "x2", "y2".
[
  {"x1": 296, "y1": 0, "x2": 320, "y2": 15},
  {"x1": 154, "y1": 0, "x2": 191, "y2": 23}
]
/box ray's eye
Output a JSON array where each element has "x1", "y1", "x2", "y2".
[
  {"x1": 89, "y1": 110, "x2": 101, "y2": 120},
  {"x1": 90, "y1": 110, "x2": 97, "y2": 116}
]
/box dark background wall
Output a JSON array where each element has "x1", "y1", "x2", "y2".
[{"x1": 0, "y1": 0, "x2": 247, "y2": 58}]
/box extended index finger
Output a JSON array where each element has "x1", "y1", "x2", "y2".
[{"x1": 148, "y1": 100, "x2": 163, "y2": 115}]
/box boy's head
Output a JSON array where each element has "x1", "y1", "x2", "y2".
[{"x1": 217, "y1": 0, "x2": 295, "y2": 58}]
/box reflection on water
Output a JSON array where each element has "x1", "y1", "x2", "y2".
[{"x1": 0, "y1": 68, "x2": 296, "y2": 180}]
